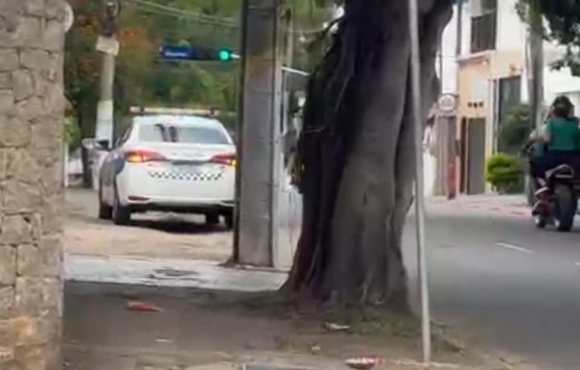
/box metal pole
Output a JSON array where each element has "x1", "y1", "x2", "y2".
[
  {"x1": 408, "y1": 0, "x2": 432, "y2": 363},
  {"x1": 529, "y1": 0, "x2": 544, "y2": 132}
]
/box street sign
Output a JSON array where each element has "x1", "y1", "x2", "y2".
[
  {"x1": 438, "y1": 93, "x2": 458, "y2": 115},
  {"x1": 159, "y1": 46, "x2": 194, "y2": 61},
  {"x1": 96, "y1": 36, "x2": 119, "y2": 56}
]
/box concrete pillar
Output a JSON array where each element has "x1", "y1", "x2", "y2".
[
  {"x1": 0, "y1": 1, "x2": 66, "y2": 369},
  {"x1": 236, "y1": 0, "x2": 284, "y2": 266}
]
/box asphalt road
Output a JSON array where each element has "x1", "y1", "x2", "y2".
[{"x1": 403, "y1": 196, "x2": 580, "y2": 370}]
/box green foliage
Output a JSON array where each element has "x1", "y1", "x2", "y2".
[
  {"x1": 63, "y1": 0, "x2": 335, "y2": 144},
  {"x1": 486, "y1": 153, "x2": 524, "y2": 194},
  {"x1": 64, "y1": 117, "x2": 82, "y2": 152},
  {"x1": 519, "y1": 0, "x2": 580, "y2": 75},
  {"x1": 65, "y1": 0, "x2": 243, "y2": 138},
  {"x1": 499, "y1": 104, "x2": 532, "y2": 154}
]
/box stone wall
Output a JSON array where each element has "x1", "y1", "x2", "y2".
[{"x1": 0, "y1": 0, "x2": 66, "y2": 369}]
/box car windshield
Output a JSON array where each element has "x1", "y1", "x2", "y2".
[{"x1": 139, "y1": 123, "x2": 230, "y2": 145}]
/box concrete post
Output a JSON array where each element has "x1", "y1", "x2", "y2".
[
  {"x1": 0, "y1": 0, "x2": 66, "y2": 369},
  {"x1": 236, "y1": 0, "x2": 284, "y2": 266}
]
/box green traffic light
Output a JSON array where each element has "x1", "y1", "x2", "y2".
[{"x1": 218, "y1": 49, "x2": 232, "y2": 61}]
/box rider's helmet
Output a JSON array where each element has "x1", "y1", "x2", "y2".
[{"x1": 552, "y1": 96, "x2": 574, "y2": 118}]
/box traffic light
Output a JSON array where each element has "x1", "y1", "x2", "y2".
[
  {"x1": 160, "y1": 46, "x2": 237, "y2": 62},
  {"x1": 217, "y1": 48, "x2": 234, "y2": 62}
]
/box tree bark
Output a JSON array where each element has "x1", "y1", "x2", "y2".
[{"x1": 286, "y1": 0, "x2": 453, "y2": 309}]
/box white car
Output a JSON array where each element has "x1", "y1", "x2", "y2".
[{"x1": 97, "y1": 114, "x2": 236, "y2": 227}]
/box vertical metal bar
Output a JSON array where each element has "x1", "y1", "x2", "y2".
[{"x1": 408, "y1": 0, "x2": 432, "y2": 363}]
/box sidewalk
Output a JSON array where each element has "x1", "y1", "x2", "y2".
[
  {"x1": 65, "y1": 254, "x2": 287, "y2": 291},
  {"x1": 427, "y1": 194, "x2": 529, "y2": 219},
  {"x1": 63, "y1": 279, "x2": 504, "y2": 370},
  {"x1": 63, "y1": 254, "x2": 515, "y2": 370}
]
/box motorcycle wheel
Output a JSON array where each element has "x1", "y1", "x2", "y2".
[
  {"x1": 554, "y1": 184, "x2": 576, "y2": 232},
  {"x1": 534, "y1": 214, "x2": 547, "y2": 229}
]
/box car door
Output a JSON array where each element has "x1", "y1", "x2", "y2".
[
  {"x1": 99, "y1": 148, "x2": 116, "y2": 205},
  {"x1": 102, "y1": 124, "x2": 133, "y2": 203}
]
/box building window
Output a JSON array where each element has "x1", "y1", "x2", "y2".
[{"x1": 471, "y1": 0, "x2": 497, "y2": 53}]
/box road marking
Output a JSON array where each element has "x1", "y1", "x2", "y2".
[
  {"x1": 575, "y1": 262, "x2": 580, "y2": 268},
  {"x1": 496, "y1": 242, "x2": 534, "y2": 254}
]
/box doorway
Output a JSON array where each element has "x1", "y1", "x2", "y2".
[{"x1": 466, "y1": 118, "x2": 487, "y2": 195}]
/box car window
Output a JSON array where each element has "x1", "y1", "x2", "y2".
[{"x1": 139, "y1": 124, "x2": 230, "y2": 145}]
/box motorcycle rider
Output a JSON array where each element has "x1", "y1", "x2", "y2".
[
  {"x1": 539, "y1": 96, "x2": 580, "y2": 172},
  {"x1": 530, "y1": 96, "x2": 580, "y2": 214}
]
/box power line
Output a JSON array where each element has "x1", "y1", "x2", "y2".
[
  {"x1": 128, "y1": 0, "x2": 333, "y2": 36},
  {"x1": 131, "y1": 5, "x2": 238, "y2": 29},
  {"x1": 125, "y1": 0, "x2": 238, "y2": 28}
]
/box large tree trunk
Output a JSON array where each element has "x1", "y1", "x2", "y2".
[{"x1": 286, "y1": 0, "x2": 453, "y2": 308}]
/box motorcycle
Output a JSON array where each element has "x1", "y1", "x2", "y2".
[
  {"x1": 532, "y1": 164, "x2": 579, "y2": 232},
  {"x1": 524, "y1": 142, "x2": 580, "y2": 232}
]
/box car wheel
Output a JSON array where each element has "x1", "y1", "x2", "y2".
[
  {"x1": 98, "y1": 182, "x2": 113, "y2": 220},
  {"x1": 205, "y1": 213, "x2": 220, "y2": 226},
  {"x1": 112, "y1": 185, "x2": 131, "y2": 226}
]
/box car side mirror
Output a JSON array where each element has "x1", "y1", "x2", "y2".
[
  {"x1": 82, "y1": 138, "x2": 110, "y2": 151},
  {"x1": 97, "y1": 140, "x2": 110, "y2": 151}
]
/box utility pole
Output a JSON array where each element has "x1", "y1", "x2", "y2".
[
  {"x1": 235, "y1": 0, "x2": 284, "y2": 266},
  {"x1": 96, "y1": 0, "x2": 120, "y2": 143},
  {"x1": 529, "y1": 0, "x2": 544, "y2": 132},
  {"x1": 93, "y1": 0, "x2": 120, "y2": 189}
]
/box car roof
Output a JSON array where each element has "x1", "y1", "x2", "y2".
[{"x1": 132, "y1": 115, "x2": 224, "y2": 129}]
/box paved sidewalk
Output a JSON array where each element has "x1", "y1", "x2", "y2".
[
  {"x1": 64, "y1": 281, "x2": 500, "y2": 370},
  {"x1": 65, "y1": 254, "x2": 287, "y2": 291},
  {"x1": 427, "y1": 194, "x2": 529, "y2": 218}
]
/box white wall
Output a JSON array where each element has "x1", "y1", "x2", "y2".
[
  {"x1": 439, "y1": 4, "x2": 459, "y2": 94},
  {"x1": 443, "y1": 0, "x2": 580, "y2": 113},
  {"x1": 496, "y1": 0, "x2": 527, "y2": 52},
  {"x1": 439, "y1": 3, "x2": 472, "y2": 94},
  {"x1": 545, "y1": 67, "x2": 580, "y2": 108}
]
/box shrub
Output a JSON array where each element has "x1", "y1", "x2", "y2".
[
  {"x1": 499, "y1": 104, "x2": 532, "y2": 154},
  {"x1": 486, "y1": 153, "x2": 524, "y2": 194}
]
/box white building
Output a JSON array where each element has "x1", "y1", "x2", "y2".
[{"x1": 433, "y1": 0, "x2": 580, "y2": 195}]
